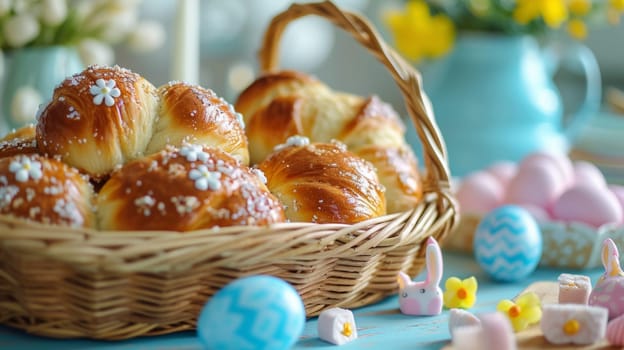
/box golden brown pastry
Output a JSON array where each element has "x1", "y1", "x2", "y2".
[
  {"x1": 257, "y1": 136, "x2": 386, "y2": 224},
  {"x1": 36, "y1": 65, "x2": 159, "y2": 178},
  {"x1": 0, "y1": 124, "x2": 38, "y2": 158},
  {"x1": 235, "y1": 70, "x2": 422, "y2": 213},
  {"x1": 146, "y1": 81, "x2": 249, "y2": 164},
  {"x1": 0, "y1": 154, "x2": 95, "y2": 227},
  {"x1": 97, "y1": 145, "x2": 285, "y2": 231}
]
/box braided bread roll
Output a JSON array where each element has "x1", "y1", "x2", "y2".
[
  {"x1": 97, "y1": 145, "x2": 284, "y2": 231},
  {"x1": 257, "y1": 137, "x2": 386, "y2": 224},
  {"x1": 0, "y1": 154, "x2": 95, "y2": 227},
  {"x1": 35, "y1": 65, "x2": 250, "y2": 181},
  {"x1": 235, "y1": 70, "x2": 422, "y2": 213},
  {"x1": 147, "y1": 81, "x2": 249, "y2": 165},
  {"x1": 36, "y1": 65, "x2": 160, "y2": 178},
  {"x1": 0, "y1": 124, "x2": 38, "y2": 159}
]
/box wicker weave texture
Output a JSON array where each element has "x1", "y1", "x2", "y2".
[{"x1": 0, "y1": 0, "x2": 457, "y2": 340}]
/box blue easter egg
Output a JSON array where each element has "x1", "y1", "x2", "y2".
[
  {"x1": 197, "y1": 275, "x2": 306, "y2": 350},
  {"x1": 473, "y1": 205, "x2": 542, "y2": 282}
]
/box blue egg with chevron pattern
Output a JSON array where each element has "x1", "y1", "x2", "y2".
[
  {"x1": 197, "y1": 275, "x2": 306, "y2": 350},
  {"x1": 473, "y1": 205, "x2": 543, "y2": 282}
]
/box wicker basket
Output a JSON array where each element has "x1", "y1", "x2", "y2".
[{"x1": 0, "y1": 0, "x2": 457, "y2": 340}]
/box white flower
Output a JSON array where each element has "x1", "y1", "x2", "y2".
[
  {"x1": 126, "y1": 20, "x2": 166, "y2": 52},
  {"x1": 89, "y1": 78, "x2": 121, "y2": 106},
  {"x1": 2, "y1": 13, "x2": 40, "y2": 47},
  {"x1": 85, "y1": 7, "x2": 138, "y2": 44},
  {"x1": 180, "y1": 145, "x2": 208, "y2": 162},
  {"x1": 0, "y1": 0, "x2": 11, "y2": 17},
  {"x1": 189, "y1": 165, "x2": 221, "y2": 191},
  {"x1": 9, "y1": 156, "x2": 43, "y2": 182},
  {"x1": 11, "y1": 86, "x2": 42, "y2": 125},
  {"x1": 78, "y1": 38, "x2": 115, "y2": 66},
  {"x1": 40, "y1": 0, "x2": 68, "y2": 26}
]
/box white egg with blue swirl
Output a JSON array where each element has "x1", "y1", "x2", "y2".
[
  {"x1": 197, "y1": 275, "x2": 306, "y2": 350},
  {"x1": 473, "y1": 205, "x2": 542, "y2": 282}
]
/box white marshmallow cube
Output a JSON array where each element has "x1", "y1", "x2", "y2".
[
  {"x1": 317, "y1": 308, "x2": 357, "y2": 345},
  {"x1": 541, "y1": 304, "x2": 608, "y2": 345}
]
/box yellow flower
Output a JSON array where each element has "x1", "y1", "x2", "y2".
[
  {"x1": 610, "y1": 0, "x2": 624, "y2": 11},
  {"x1": 383, "y1": 0, "x2": 455, "y2": 62},
  {"x1": 497, "y1": 292, "x2": 542, "y2": 332},
  {"x1": 513, "y1": 0, "x2": 568, "y2": 28},
  {"x1": 568, "y1": 0, "x2": 592, "y2": 16},
  {"x1": 443, "y1": 276, "x2": 478, "y2": 309},
  {"x1": 567, "y1": 18, "x2": 588, "y2": 39}
]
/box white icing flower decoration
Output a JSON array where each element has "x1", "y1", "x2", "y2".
[
  {"x1": 274, "y1": 135, "x2": 310, "y2": 152},
  {"x1": 180, "y1": 144, "x2": 208, "y2": 162},
  {"x1": 189, "y1": 165, "x2": 221, "y2": 191},
  {"x1": 9, "y1": 157, "x2": 43, "y2": 182},
  {"x1": 89, "y1": 78, "x2": 121, "y2": 106}
]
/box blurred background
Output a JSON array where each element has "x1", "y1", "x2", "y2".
[
  {"x1": 2, "y1": 0, "x2": 623, "y2": 178},
  {"x1": 116, "y1": 0, "x2": 624, "y2": 110}
]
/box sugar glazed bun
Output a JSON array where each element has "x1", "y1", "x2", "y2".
[
  {"x1": 97, "y1": 145, "x2": 285, "y2": 231},
  {"x1": 235, "y1": 70, "x2": 422, "y2": 213},
  {"x1": 257, "y1": 136, "x2": 386, "y2": 224},
  {"x1": 0, "y1": 154, "x2": 95, "y2": 227},
  {"x1": 0, "y1": 124, "x2": 38, "y2": 158},
  {"x1": 36, "y1": 65, "x2": 159, "y2": 178},
  {"x1": 146, "y1": 82, "x2": 249, "y2": 165}
]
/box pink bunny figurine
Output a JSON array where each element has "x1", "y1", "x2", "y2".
[
  {"x1": 397, "y1": 236, "x2": 443, "y2": 316},
  {"x1": 588, "y1": 238, "x2": 624, "y2": 320}
]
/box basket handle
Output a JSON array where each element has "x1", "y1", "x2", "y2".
[{"x1": 259, "y1": 0, "x2": 453, "y2": 200}]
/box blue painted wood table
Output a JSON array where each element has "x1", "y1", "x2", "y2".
[{"x1": 0, "y1": 252, "x2": 604, "y2": 350}]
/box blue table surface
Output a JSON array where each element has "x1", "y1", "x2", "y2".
[{"x1": 0, "y1": 252, "x2": 604, "y2": 350}]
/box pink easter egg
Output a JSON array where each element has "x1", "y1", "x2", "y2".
[
  {"x1": 504, "y1": 156, "x2": 566, "y2": 210},
  {"x1": 609, "y1": 185, "x2": 624, "y2": 214},
  {"x1": 520, "y1": 152, "x2": 574, "y2": 188},
  {"x1": 456, "y1": 171, "x2": 504, "y2": 215},
  {"x1": 486, "y1": 161, "x2": 517, "y2": 188},
  {"x1": 573, "y1": 161, "x2": 607, "y2": 188},
  {"x1": 607, "y1": 314, "x2": 624, "y2": 346},
  {"x1": 517, "y1": 203, "x2": 552, "y2": 223},
  {"x1": 551, "y1": 185, "x2": 623, "y2": 227}
]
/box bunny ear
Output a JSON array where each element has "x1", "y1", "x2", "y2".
[
  {"x1": 397, "y1": 271, "x2": 411, "y2": 290},
  {"x1": 425, "y1": 237, "x2": 443, "y2": 286},
  {"x1": 603, "y1": 238, "x2": 623, "y2": 277}
]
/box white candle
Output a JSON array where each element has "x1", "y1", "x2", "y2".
[{"x1": 172, "y1": 0, "x2": 199, "y2": 84}]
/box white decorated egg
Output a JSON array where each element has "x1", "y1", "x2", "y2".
[
  {"x1": 197, "y1": 275, "x2": 306, "y2": 350},
  {"x1": 474, "y1": 205, "x2": 542, "y2": 282}
]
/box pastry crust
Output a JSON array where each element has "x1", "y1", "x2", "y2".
[
  {"x1": 97, "y1": 145, "x2": 285, "y2": 231},
  {"x1": 235, "y1": 70, "x2": 422, "y2": 213},
  {"x1": 257, "y1": 139, "x2": 386, "y2": 224},
  {"x1": 36, "y1": 65, "x2": 159, "y2": 178},
  {"x1": 147, "y1": 81, "x2": 249, "y2": 165},
  {"x1": 0, "y1": 154, "x2": 95, "y2": 227}
]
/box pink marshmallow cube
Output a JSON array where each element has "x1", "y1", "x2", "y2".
[{"x1": 558, "y1": 273, "x2": 592, "y2": 305}]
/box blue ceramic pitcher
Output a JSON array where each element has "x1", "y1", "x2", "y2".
[
  {"x1": 420, "y1": 34, "x2": 601, "y2": 177},
  {"x1": 1, "y1": 45, "x2": 84, "y2": 135}
]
